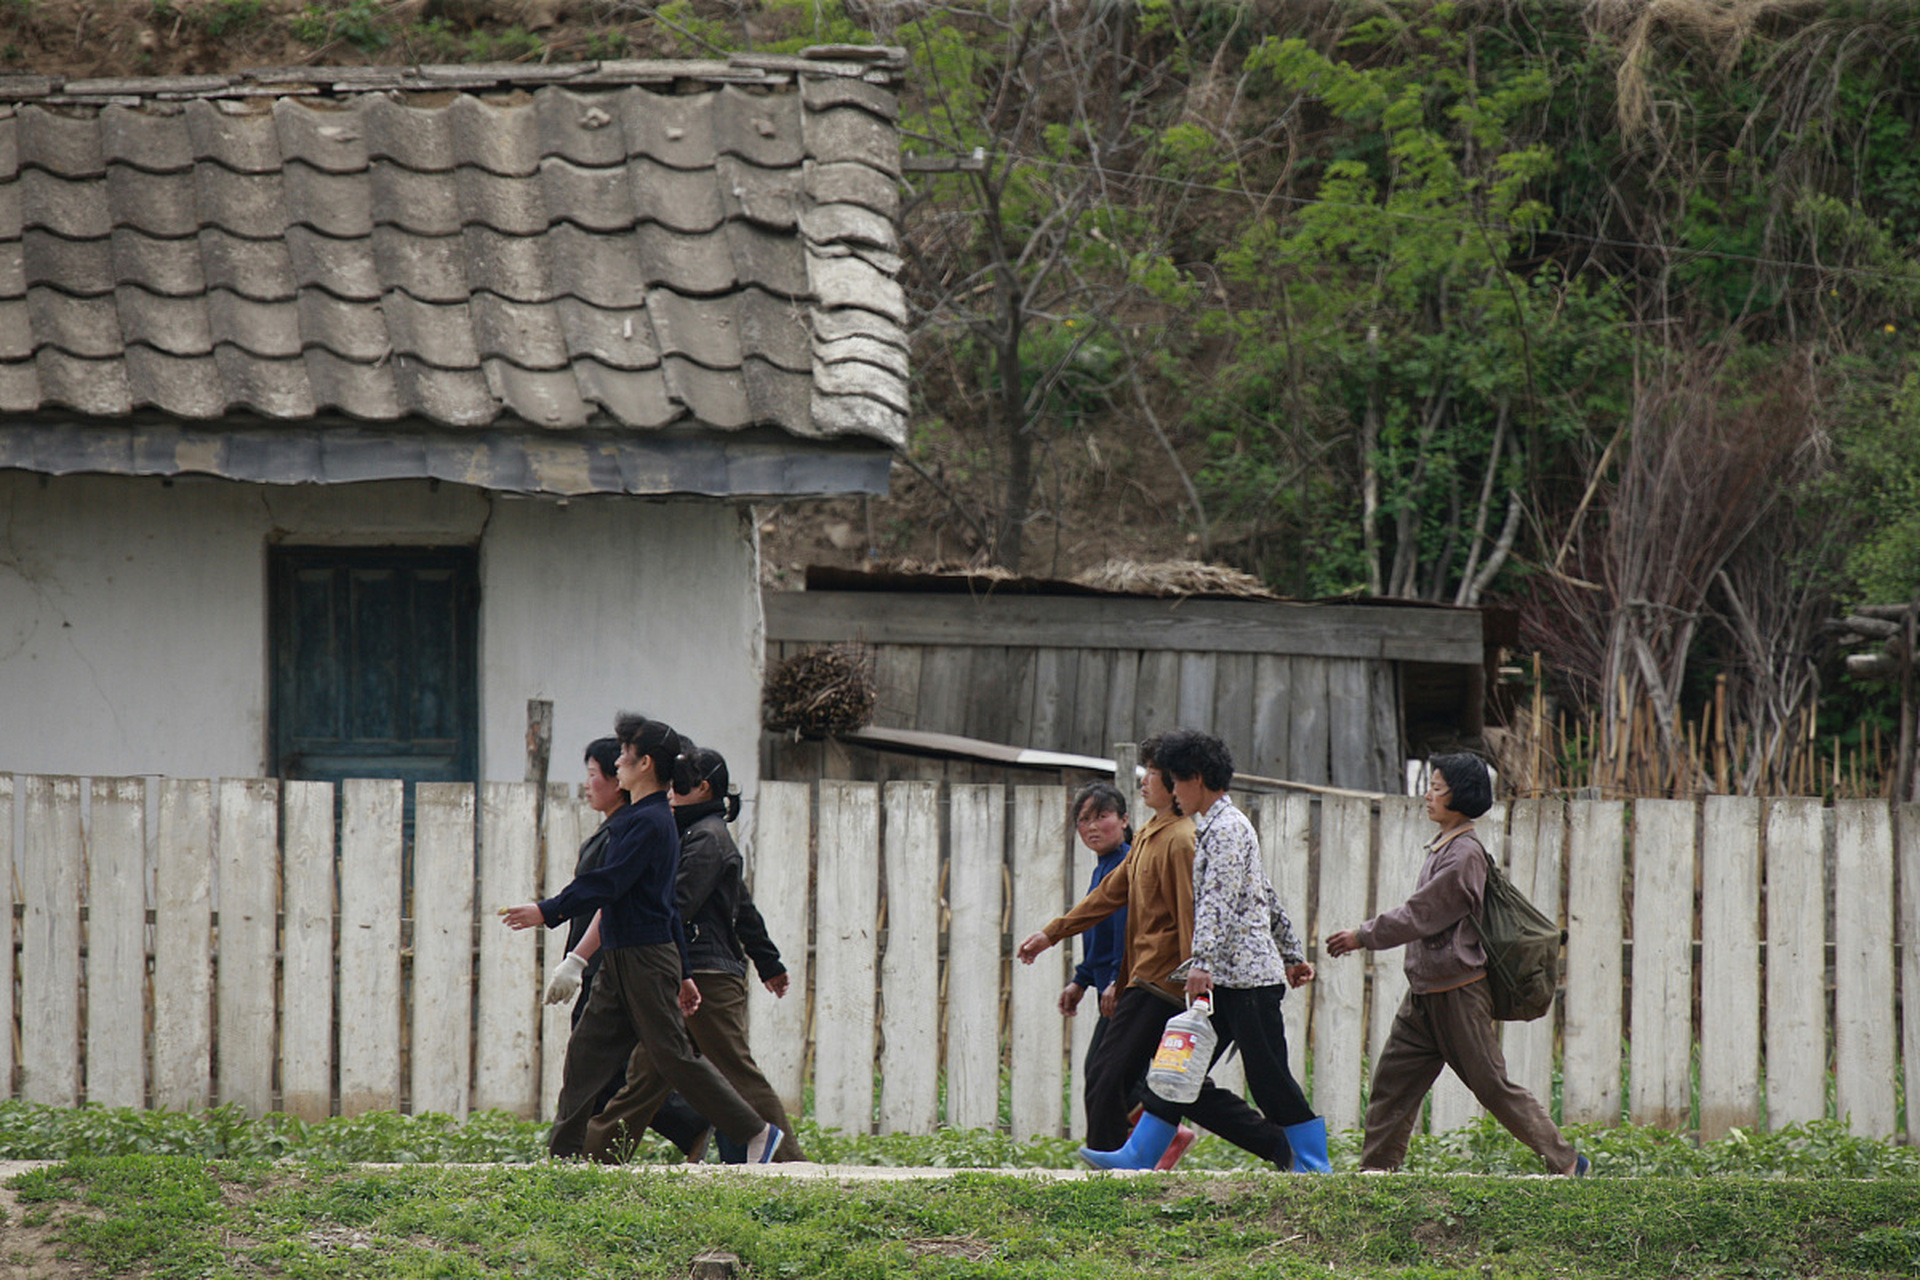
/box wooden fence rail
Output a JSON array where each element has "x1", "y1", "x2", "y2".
[{"x1": 2, "y1": 773, "x2": 1914, "y2": 1143}]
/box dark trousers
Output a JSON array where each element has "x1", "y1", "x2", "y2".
[
  {"x1": 584, "y1": 969, "x2": 804, "y2": 1162},
  {"x1": 571, "y1": 970, "x2": 711, "y2": 1156},
  {"x1": 546, "y1": 943, "x2": 765, "y2": 1158},
  {"x1": 1360, "y1": 977, "x2": 1575, "y2": 1173},
  {"x1": 1140, "y1": 983, "x2": 1314, "y2": 1165},
  {"x1": 1083, "y1": 986, "x2": 1178, "y2": 1149}
]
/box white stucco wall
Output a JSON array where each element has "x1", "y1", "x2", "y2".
[{"x1": 0, "y1": 472, "x2": 764, "y2": 798}]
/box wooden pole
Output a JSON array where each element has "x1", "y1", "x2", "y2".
[
  {"x1": 525, "y1": 697, "x2": 554, "y2": 834},
  {"x1": 1530, "y1": 651, "x2": 1544, "y2": 798}
]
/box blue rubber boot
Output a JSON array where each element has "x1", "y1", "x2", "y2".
[
  {"x1": 1281, "y1": 1117, "x2": 1331, "y2": 1173},
  {"x1": 1080, "y1": 1111, "x2": 1178, "y2": 1170}
]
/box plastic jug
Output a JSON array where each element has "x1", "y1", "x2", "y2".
[{"x1": 1145, "y1": 995, "x2": 1217, "y2": 1105}]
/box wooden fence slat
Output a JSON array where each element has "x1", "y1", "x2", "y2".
[
  {"x1": 538, "y1": 789, "x2": 585, "y2": 1123},
  {"x1": 1369, "y1": 798, "x2": 1425, "y2": 1076},
  {"x1": 1562, "y1": 799, "x2": 1624, "y2": 1126},
  {"x1": 1311, "y1": 794, "x2": 1369, "y2": 1132},
  {"x1": 1287, "y1": 658, "x2": 1330, "y2": 786},
  {"x1": 21, "y1": 775, "x2": 81, "y2": 1106},
  {"x1": 1699, "y1": 795, "x2": 1761, "y2": 1139},
  {"x1": 1630, "y1": 798, "x2": 1694, "y2": 1128},
  {"x1": 1501, "y1": 799, "x2": 1561, "y2": 1110},
  {"x1": 1258, "y1": 792, "x2": 1314, "y2": 1085},
  {"x1": 1009, "y1": 786, "x2": 1068, "y2": 1140},
  {"x1": 281, "y1": 780, "x2": 336, "y2": 1122},
  {"x1": 85, "y1": 777, "x2": 147, "y2": 1108},
  {"x1": 814, "y1": 780, "x2": 880, "y2": 1134},
  {"x1": 747, "y1": 782, "x2": 812, "y2": 1118},
  {"x1": 879, "y1": 782, "x2": 944, "y2": 1128},
  {"x1": 1365, "y1": 661, "x2": 1400, "y2": 795},
  {"x1": 879, "y1": 781, "x2": 941, "y2": 1133},
  {"x1": 1430, "y1": 803, "x2": 1505, "y2": 1132},
  {"x1": 1833, "y1": 801, "x2": 1897, "y2": 1137},
  {"x1": 411, "y1": 782, "x2": 475, "y2": 1118},
  {"x1": 338, "y1": 778, "x2": 404, "y2": 1116},
  {"x1": 153, "y1": 778, "x2": 213, "y2": 1111},
  {"x1": 1069, "y1": 960, "x2": 1098, "y2": 1140},
  {"x1": 476, "y1": 782, "x2": 540, "y2": 1117},
  {"x1": 1249, "y1": 655, "x2": 1293, "y2": 783},
  {"x1": 1900, "y1": 804, "x2": 1920, "y2": 1147},
  {"x1": 216, "y1": 778, "x2": 279, "y2": 1114},
  {"x1": 0, "y1": 777, "x2": 11, "y2": 1102},
  {"x1": 1764, "y1": 798, "x2": 1826, "y2": 1128},
  {"x1": 946, "y1": 783, "x2": 1004, "y2": 1130}
]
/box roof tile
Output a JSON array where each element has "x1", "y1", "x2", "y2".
[
  {"x1": 807, "y1": 250, "x2": 906, "y2": 323},
  {"x1": 471, "y1": 291, "x2": 570, "y2": 369},
  {"x1": 664, "y1": 355, "x2": 749, "y2": 427},
  {"x1": 815, "y1": 332, "x2": 908, "y2": 379},
  {"x1": 799, "y1": 75, "x2": 899, "y2": 121},
  {"x1": 741, "y1": 356, "x2": 812, "y2": 434},
  {"x1": 714, "y1": 87, "x2": 804, "y2": 168},
  {"x1": 371, "y1": 227, "x2": 469, "y2": 303},
  {"x1": 392, "y1": 357, "x2": 499, "y2": 425},
  {"x1": 803, "y1": 106, "x2": 899, "y2": 177},
  {"x1": 285, "y1": 225, "x2": 382, "y2": 301},
  {"x1": 297, "y1": 290, "x2": 392, "y2": 361},
  {"x1": 214, "y1": 345, "x2": 316, "y2": 417},
  {"x1": 0, "y1": 177, "x2": 16, "y2": 242},
  {"x1": 197, "y1": 228, "x2": 288, "y2": 299},
  {"x1": 448, "y1": 94, "x2": 541, "y2": 177},
  {"x1": 535, "y1": 87, "x2": 632, "y2": 168},
  {"x1": 461, "y1": 225, "x2": 557, "y2": 302},
  {"x1": 620, "y1": 86, "x2": 717, "y2": 169},
  {"x1": 37, "y1": 346, "x2": 131, "y2": 413},
  {"x1": 0, "y1": 357, "x2": 41, "y2": 411},
  {"x1": 645, "y1": 287, "x2": 742, "y2": 367},
  {"x1": 805, "y1": 159, "x2": 899, "y2": 219},
  {"x1": 572, "y1": 358, "x2": 677, "y2": 426},
  {"x1": 107, "y1": 167, "x2": 199, "y2": 237},
  {"x1": 540, "y1": 156, "x2": 637, "y2": 232},
  {"x1": 454, "y1": 167, "x2": 548, "y2": 235},
  {"x1": 554, "y1": 296, "x2": 659, "y2": 369},
  {"x1": 735, "y1": 288, "x2": 811, "y2": 370},
  {"x1": 208, "y1": 288, "x2": 301, "y2": 357},
  {"x1": 814, "y1": 352, "x2": 907, "y2": 411},
  {"x1": 362, "y1": 95, "x2": 457, "y2": 171},
  {"x1": 0, "y1": 241, "x2": 19, "y2": 298},
  {"x1": 17, "y1": 106, "x2": 105, "y2": 178},
  {"x1": 304, "y1": 345, "x2": 400, "y2": 419},
  {"x1": 369, "y1": 163, "x2": 461, "y2": 235},
  {"x1": 274, "y1": 98, "x2": 369, "y2": 174},
  {"x1": 484, "y1": 358, "x2": 588, "y2": 427},
  {"x1": 811, "y1": 304, "x2": 906, "y2": 349},
  {"x1": 800, "y1": 201, "x2": 896, "y2": 252},
  {"x1": 728, "y1": 221, "x2": 808, "y2": 296},
  {"x1": 184, "y1": 99, "x2": 281, "y2": 173},
  {"x1": 117, "y1": 285, "x2": 213, "y2": 355},
  {"x1": 195, "y1": 166, "x2": 290, "y2": 238},
  {"x1": 382, "y1": 292, "x2": 480, "y2": 368},
  {"x1": 19, "y1": 170, "x2": 111, "y2": 238},
  {"x1": 716, "y1": 156, "x2": 801, "y2": 230},
  {"x1": 285, "y1": 163, "x2": 372, "y2": 238},
  {"x1": 126, "y1": 345, "x2": 226, "y2": 417},
  {"x1": 0, "y1": 297, "x2": 30, "y2": 358},
  {"x1": 0, "y1": 114, "x2": 18, "y2": 176},
  {"x1": 629, "y1": 157, "x2": 724, "y2": 233},
  {"x1": 101, "y1": 104, "x2": 194, "y2": 170},
  {"x1": 813, "y1": 390, "x2": 902, "y2": 442},
  {"x1": 23, "y1": 229, "x2": 112, "y2": 294}
]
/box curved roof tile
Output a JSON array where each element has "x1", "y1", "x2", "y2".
[{"x1": 0, "y1": 54, "x2": 908, "y2": 446}]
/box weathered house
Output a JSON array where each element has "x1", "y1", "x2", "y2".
[{"x1": 0, "y1": 52, "x2": 907, "y2": 797}]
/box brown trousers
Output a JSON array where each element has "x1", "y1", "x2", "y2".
[
  {"x1": 1360, "y1": 976, "x2": 1576, "y2": 1173},
  {"x1": 585, "y1": 969, "x2": 804, "y2": 1162},
  {"x1": 546, "y1": 944, "x2": 767, "y2": 1158}
]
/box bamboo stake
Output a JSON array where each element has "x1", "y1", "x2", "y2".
[
  {"x1": 1530, "y1": 652, "x2": 1544, "y2": 799},
  {"x1": 1714, "y1": 673, "x2": 1729, "y2": 794}
]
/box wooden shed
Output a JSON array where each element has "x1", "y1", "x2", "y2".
[{"x1": 761, "y1": 568, "x2": 1498, "y2": 791}]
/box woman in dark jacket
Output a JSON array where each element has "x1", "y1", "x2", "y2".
[{"x1": 583, "y1": 745, "x2": 805, "y2": 1162}]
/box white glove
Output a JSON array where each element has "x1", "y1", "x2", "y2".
[{"x1": 544, "y1": 953, "x2": 587, "y2": 1005}]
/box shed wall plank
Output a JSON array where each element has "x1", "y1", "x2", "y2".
[
  {"x1": 476, "y1": 782, "x2": 540, "y2": 1116},
  {"x1": 1133, "y1": 651, "x2": 1181, "y2": 740},
  {"x1": 1764, "y1": 798, "x2": 1826, "y2": 1128},
  {"x1": 1009, "y1": 786, "x2": 1068, "y2": 1140},
  {"x1": 1030, "y1": 647, "x2": 1078, "y2": 754},
  {"x1": 338, "y1": 779, "x2": 404, "y2": 1116},
  {"x1": 411, "y1": 782, "x2": 475, "y2": 1118},
  {"x1": 85, "y1": 778, "x2": 147, "y2": 1108},
  {"x1": 1103, "y1": 652, "x2": 1140, "y2": 757},
  {"x1": 1069, "y1": 650, "x2": 1112, "y2": 759},
  {"x1": 153, "y1": 778, "x2": 214, "y2": 1112},
  {"x1": 1177, "y1": 652, "x2": 1218, "y2": 730},
  {"x1": 1249, "y1": 654, "x2": 1292, "y2": 782},
  {"x1": 1288, "y1": 658, "x2": 1330, "y2": 787},
  {"x1": 1327, "y1": 660, "x2": 1373, "y2": 790},
  {"x1": 916, "y1": 645, "x2": 973, "y2": 738},
  {"x1": 746, "y1": 782, "x2": 811, "y2": 1117},
  {"x1": 1629, "y1": 799, "x2": 1694, "y2": 1128},
  {"x1": 945, "y1": 783, "x2": 1004, "y2": 1130},
  {"x1": 21, "y1": 776, "x2": 81, "y2": 1106},
  {"x1": 871, "y1": 643, "x2": 923, "y2": 729},
  {"x1": 281, "y1": 780, "x2": 336, "y2": 1122},
  {"x1": 1833, "y1": 801, "x2": 1897, "y2": 1137},
  {"x1": 1562, "y1": 799, "x2": 1624, "y2": 1125},
  {"x1": 1005, "y1": 646, "x2": 1040, "y2": 749},
  {"x1": 1698, "y1": 795, "x2": 1760, "y2": 1140},
  {"x1": 879, "y1": 781, "x2": 941, "y2": 1133},
  {"x1": 813, "y1": 780, "x2": 880, "y2": 1133},
  {"x1": 965, "y1": 646, "x2": 1014, "y2": 745},
  {"x1": 216, "y1": 778, "x2": 278, "y2": 1114}
]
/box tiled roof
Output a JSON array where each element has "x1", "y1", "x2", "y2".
[{"x1": 0, "y1": 51, "x2": 908, "y2": 447}]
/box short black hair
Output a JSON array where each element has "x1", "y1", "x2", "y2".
[
  {"x1": 1136, "y1": 734, "x2": 1175, "y2": 794},
  {"x1": 1071, "y1": 780, "x2": 1132, "y2": 844},
  {"x1": 613, "y1": 711, "x2": 680, "y2": 780},
  {"x1": 1154, "y1": 728, "x2": 1234, "y2": 792},
  {"x1": 1430, "y1": 752, "x2": 1493, "y2": 818},
  {"x1": 673, "y1": 745, "x2": 741, "y2": 821},
  {"x1": 583, "y1": 736, "x2": 622, "y2": 780}
]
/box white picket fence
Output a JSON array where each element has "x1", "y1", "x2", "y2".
[{"x1": 3, "y1": 773, "x2": 1915, "y2": 1143}]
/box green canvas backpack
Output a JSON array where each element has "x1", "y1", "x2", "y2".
[{"x1": 1478, "y1": 851, "x2": 1565, "y2": 1022}]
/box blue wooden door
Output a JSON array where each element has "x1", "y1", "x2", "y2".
[{"x1": 270, "y1": 547, "x2": 479, "y2": 786}]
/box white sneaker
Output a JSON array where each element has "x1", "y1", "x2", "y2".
[{"x1": 745, "y1": 1123, "x2": 782, "y2": 1164}]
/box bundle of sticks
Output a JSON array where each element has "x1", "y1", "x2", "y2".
[{"x1": 762, "y1": 644, "x2": 876, "y2": 735}]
